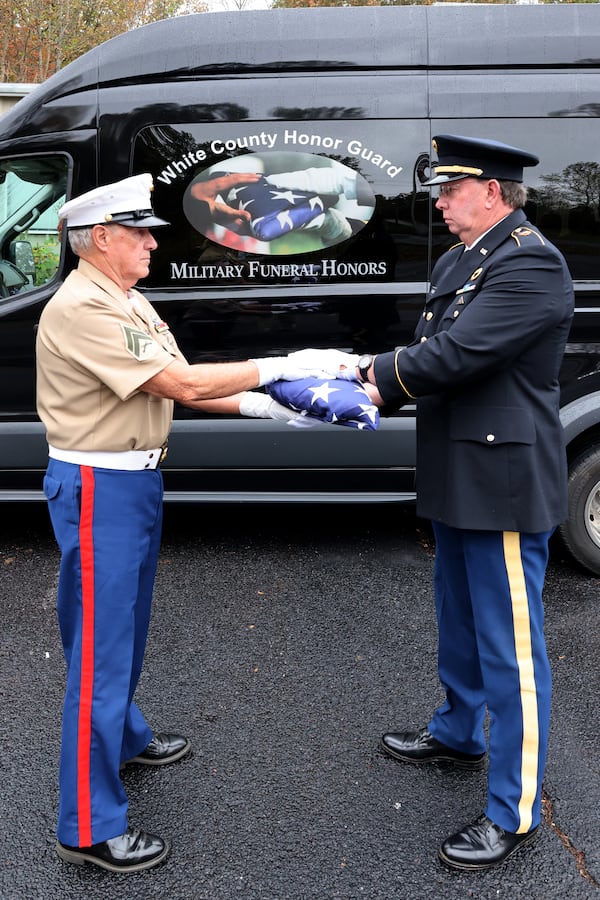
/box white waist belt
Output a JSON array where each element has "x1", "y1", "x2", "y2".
[{"x1": 48, "y1": 444, "x2": 166, "y2": 471}]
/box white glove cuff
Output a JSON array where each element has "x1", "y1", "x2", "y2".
[
  {"x1": 239, "y1": 391, "x2": 300, "y2": 423},
  {"x1": 239, "y1": 392, "x2": 271, "y2": 418},
  {"x1": 250, "y1": 357, "x2": 285, "y2": 387}
]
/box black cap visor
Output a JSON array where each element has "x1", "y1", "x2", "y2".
[{"x1": 105, "y1": 208, "x2": 170, "y2": 228}]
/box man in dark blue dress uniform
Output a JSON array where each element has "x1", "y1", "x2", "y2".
[
  {"x1": 375, "y1": 134, "x2": 573, "y2": 870},
  {"x1": 286, "y1": 134, "x2": 574, "y2": 870}
]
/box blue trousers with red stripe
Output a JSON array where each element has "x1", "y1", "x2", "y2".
[
  {"x1": 43, "y1": 459, "x2": 163, "y2": 846},
  {"x1": 427, "y1": 522, "x2": 553, "y2": 834}
]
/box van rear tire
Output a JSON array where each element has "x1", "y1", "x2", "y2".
[{"x1": 557, "y1": 446, "x2": 600, "y2": 576}]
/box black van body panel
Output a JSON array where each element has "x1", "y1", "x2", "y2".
[
  {"x1": 0, "y1": 5, "x2": 600, "y2": 571},
  {"x1": 2, "y1": 4, "x2": 598, "y2": 116}
]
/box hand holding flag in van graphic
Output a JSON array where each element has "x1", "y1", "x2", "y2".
[{"x1": 227, "y1": 176, "x2": 352, "y2": 244}]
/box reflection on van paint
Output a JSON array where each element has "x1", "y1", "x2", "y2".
[{"x1": 182, "y1": 151, "x2": 375, "y2": 257}]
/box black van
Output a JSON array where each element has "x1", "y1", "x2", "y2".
[{"x1": 1, "y1": 4, "x2": 599, "y2": 574}]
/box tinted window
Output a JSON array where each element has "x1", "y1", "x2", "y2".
[
  {"x1": 133, "y1": 120, "x2": 432, "y2": 290},
  {"x1": 430, "y1": 117, "x2": 600, "y2": 281}
]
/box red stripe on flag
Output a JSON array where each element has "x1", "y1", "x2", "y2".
[{"x1": 77, "y1": 466, "x2": 95, "y2": 847}]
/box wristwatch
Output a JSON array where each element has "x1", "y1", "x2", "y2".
[{"x1": 357, "y1": 354, "x2": 374, "y2": 383}]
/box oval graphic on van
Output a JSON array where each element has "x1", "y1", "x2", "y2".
[{"x1": 183, "y1": 151, "x2": 375, "y2": 256}]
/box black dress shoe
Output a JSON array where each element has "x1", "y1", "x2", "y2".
[
  {"x1": 56, "y1": 825, "x2": 169, "y2": 872},
  {"x1": 439, "y1": 814, "x2": 539, "y2": 871},
  {"x1": 126, "y1": 732, "x2": 191, "y2": 766},
  {"x1": 380, "y1": 727, "x2": 486, "y2": 769}
]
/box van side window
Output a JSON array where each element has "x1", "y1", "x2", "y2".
[
  {"x1": 133, "y1": 122, "x2": 431, "y2": 290},
  {"x1": 0, "y1": 155, "x2": 68, "y2": 299},
  {"x1": 431, "y1": 118, "x2": 600, "y2": 281}
]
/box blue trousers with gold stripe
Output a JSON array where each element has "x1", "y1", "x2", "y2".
[
  {"x1": 428, "y1": 522, "x2": 552, "y2": 834},
  {"x1": 44, "y1": 459, "x2": 162, "y2": 847}
]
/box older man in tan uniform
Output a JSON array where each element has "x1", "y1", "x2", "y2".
[{"x1": 36, "y1": 173, "x2": 323, "y2": 873}]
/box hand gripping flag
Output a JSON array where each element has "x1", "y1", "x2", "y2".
[
  {"x1": 227, "y1": 176, "x2": 326, "y2": 241},
  {"x1": 266, "y1": 377, "x2": 380, "y2": 430}
]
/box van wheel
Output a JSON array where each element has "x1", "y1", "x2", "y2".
[{"x1": 558, "y1": 446, "x2": 600, "y2": 576}]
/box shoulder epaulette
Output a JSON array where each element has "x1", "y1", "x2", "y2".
[{"x1": 510, "y1": 226, "x2": 546, "y2": 246}]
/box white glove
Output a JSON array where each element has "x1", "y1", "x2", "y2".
[
  {"x1": 250, "y1": 357, "x2": 288, "y2": 386},
  {"x1": 315, "y1": 208, "x2": 353, "y2": 244},
  {"x1": 239, "y1": 391, "x2": 302, "y2": 422},
  {"x1": 252, "y1": 349, "x2": 360, "y2": 385},
  {"x1": 284, "y1": 348, "x2": 361, "y2": 381}
]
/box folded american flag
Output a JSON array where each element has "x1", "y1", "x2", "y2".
[
  {"x1": 227, "y1": 176, "x2": 325, "y2": 241},
  {"x1": 267, "y1": 377, "x2": 380, "y2": 430}
]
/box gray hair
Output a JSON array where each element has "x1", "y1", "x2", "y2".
[
  {"x1": 67, "y1": 227, "x2": 94, "y2": 256},
  {"x1": 498, "y1": 180, "x2": 528, "y2": 209}
]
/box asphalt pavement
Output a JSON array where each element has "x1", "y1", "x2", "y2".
[{"x1": 0, "y1": 502, "x2": 598, "y2": 900}]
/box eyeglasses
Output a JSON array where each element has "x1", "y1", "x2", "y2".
[
  {"x1": 437, "y1": 181, "x2": 466, "y2": 198},
  {"x1": 437, "y1": 178, "x2": 492, "y2": 198}
]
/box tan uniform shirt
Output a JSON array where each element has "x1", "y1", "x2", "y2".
[{"x1": 36, "y1": 259, "x2": 186, "y2": 451}]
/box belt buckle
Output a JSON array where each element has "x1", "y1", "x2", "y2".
[{"x1": 159, "y1": 443, "x2": 168, "y2": 465}]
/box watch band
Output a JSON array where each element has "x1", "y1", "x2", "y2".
[{"x1": 358, "y1": 354, "x2": 374, "y2": 383}]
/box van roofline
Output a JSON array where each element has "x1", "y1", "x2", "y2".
[{"x1": 2, "y1": 4, "x2": 599, "y2": 135}]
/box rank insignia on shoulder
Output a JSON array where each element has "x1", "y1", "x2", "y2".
[{"x1": 122, "y1": 324, "x2": 160, "y2": 360}]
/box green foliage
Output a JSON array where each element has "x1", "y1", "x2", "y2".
[
  {"x1": 0, "y1": 0, "x2": 209, "y2": 82},
  {"x1": 31, "y1": 240, "x2": 60, "y2": 286}
]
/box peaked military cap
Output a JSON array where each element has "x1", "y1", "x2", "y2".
[
  {"x1": 422, "y1": 134, "x2": 539, "y2": 186},
  {"x1": 58, "y1": 173, "x2": 170, "y2": 229}
]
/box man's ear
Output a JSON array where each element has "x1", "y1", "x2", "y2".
[
  {"x1": 484, "y1": 179, "x2": 503, "y2": 209},
  {"x1": 91, "y1": 223, "x2": 111, "y2": 251}
]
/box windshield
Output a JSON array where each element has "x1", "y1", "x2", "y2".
[{"x1": 0, "y1": 155, "x2": 68, "y2": 299}]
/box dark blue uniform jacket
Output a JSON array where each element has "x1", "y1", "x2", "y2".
[{"x1": 374, "y1": 208, "x2": 574, "y2": 533}]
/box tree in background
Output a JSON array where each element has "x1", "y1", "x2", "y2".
[
  {"x1": 0, "y1": 0, "x2": 208, "y2": 83},
  {"x1": 271, "y1": 0, "x2": 598, "y2": 7}
]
